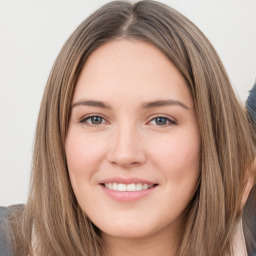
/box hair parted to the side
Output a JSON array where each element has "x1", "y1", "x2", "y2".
[{"x1": 10, "y1": 1, "x2": 255, "y2": 256}]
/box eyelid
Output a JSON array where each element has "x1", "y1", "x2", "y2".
[
  {"x1": 147, "y1": 114, "x2": 177, "y2": 126},
  {"x1": 79, "y1": 114, "x2": 109, "y2": 125}
]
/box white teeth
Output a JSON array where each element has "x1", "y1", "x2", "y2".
[
  {"x1": 136, "y1": 183, "x2": 143, "y2": 190},
  {"x1": 104, "y1": 183, "x2": 154, "y2": 192},
  {"x1": 127, "y1": 184, "x2": 136, "y2": 191},
  {"x1": 142, "y1": 184, "x2": 148, "y2": 190},
  {"x1": 117, "y1": 183, "x2": 126, "y2": 191},
  {"x1": 112, "y1": 183, "x2": 118, "y2": 190}
]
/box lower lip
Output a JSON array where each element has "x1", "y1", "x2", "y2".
[{"x1": 100, "y1": 185, "x2": 157, "y2": 202}]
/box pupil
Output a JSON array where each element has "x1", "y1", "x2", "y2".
[
  {"x1": 156, "y1": 117, "x2": 167, "y2": 125},
  {"x1": 92, "y1": 116, "x2": 102, "y2": 124}
]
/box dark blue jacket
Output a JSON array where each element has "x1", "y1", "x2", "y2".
[{"x1": 0, "y1": 206, "x2": 15, "y2": 256}]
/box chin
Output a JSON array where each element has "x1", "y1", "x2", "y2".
[
  {"x1": 95, "y1": 218, "x2": 166, "y2": 240},
  {"x1": 101, "y1": 226, "x2": 155, "y2": 239}
]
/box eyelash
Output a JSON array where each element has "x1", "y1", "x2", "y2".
[{"x1": 79, "y1": 114, "x2": 177, "y2": 127}]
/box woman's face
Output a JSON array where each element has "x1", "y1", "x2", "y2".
[{"x1": 65, "y1": 39, "x2": 201, "y2": 240}]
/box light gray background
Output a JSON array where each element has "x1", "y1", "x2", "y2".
[{"x1": 0, "y1": 0, "x2": 256, "y2": 206}]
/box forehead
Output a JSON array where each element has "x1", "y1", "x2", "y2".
[{"x1": 73, "y1": 39, "x2": 193, "y2": 108}]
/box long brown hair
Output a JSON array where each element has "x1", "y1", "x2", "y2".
[{"x1": 10, "y1": 1, "x2": 255, "y2": 255}]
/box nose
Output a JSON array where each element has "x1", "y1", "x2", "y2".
[{"x1": 107, "y1": 123, "x2": 146, "y2": 167}]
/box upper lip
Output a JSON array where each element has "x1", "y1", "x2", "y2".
[{"x1": 99, "y1": 177, "x2": 157, "y2": 185}]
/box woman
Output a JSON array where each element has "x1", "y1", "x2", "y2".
[{"x1": 1, "y1": 1, "x2": 255, "y2": 255}]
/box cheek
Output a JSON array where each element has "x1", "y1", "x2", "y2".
[
  {"x1": 65, "y1": 131, "x2": 108, "y2": 209},
  {"x1": 65, "y1": 131, "x2": 106, "y2": 177},
  {"x1": 150, "y1": 132, "x2": 200, "y2": 216},
  {"x1": 149, "y1": 129, "x2": 201, "y2": 183}
]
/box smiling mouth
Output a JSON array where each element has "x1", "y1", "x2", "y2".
[{"x1": 101, "y1": 183, "x2": 158, "y2": 192}]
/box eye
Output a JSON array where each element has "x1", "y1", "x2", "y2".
[
  {"x1": 148, "y1": 116, "x2": 176, "y2": 126},
  {"x1": 79, "y1": 115, "x2": 108, "y2": 126}
]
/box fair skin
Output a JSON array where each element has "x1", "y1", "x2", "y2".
[{"x1": 65, "y1": 39, "x2": 201, "y2": 256}]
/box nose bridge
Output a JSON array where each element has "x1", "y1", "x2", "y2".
[{"x1": 108, "y1": 120, "x2": 146, "y2": 166}]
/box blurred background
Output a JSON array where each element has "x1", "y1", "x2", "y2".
[{"x1": 0, "y1": 0, "x2": 255, "y2": 206}]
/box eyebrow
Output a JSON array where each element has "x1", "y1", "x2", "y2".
[
  {"x1": 72, "y1": 99, "x2": 190, "y2": 110},
  {"x1": 72, "y1": 99, "x2": 111, "y2": 109},
  {"x1": 142, "y1": 100, "x2": 190, "y2": 110}
]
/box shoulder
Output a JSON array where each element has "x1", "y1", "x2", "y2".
[
  {"x1": 0, "y1": 205, "x2": 25, "y2": 256},
  {"x1": 0, "y1": 206, "x2": 9, "y2": 227},
  {"x1": 246, "y1": 79, "x2": 256, "y2": 125},
  {"x1": 243, "y1": 186, "x2": 256, "y2": 256},
  {"x1": 245, "y1": 80, "x2": 256, "y2": 256}
]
